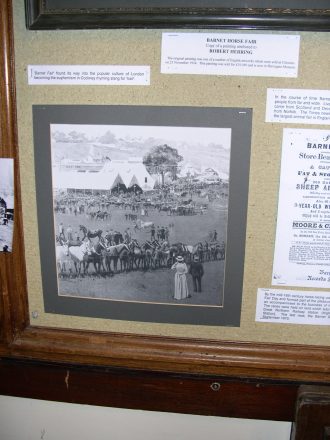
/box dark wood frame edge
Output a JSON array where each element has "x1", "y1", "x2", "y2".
[
  {"x1": 5, "y1": 327, "x2": 330, "y2": 382},
  {"x1": 1, "y1": 0, "x2": 330, "y2": 423},
  {"x1": 25, "y1": 0, "x2": 330, "y2": 31}
]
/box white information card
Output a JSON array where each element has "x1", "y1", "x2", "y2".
[
  {"x1": 273, "y1": 128, "x2": 330, "y2": 289},
  {"x1": 161, "y1": 33, "x2": 300, "y2": 77},
  {"x1": 28, "y1": 65, "x2": 150, "y2": 85},
  {"x1": 256, "y1": 288, "x2": 330, "y2": 325},
  {"x1": 266, "y1": 88, "x2": 330, "y2": 125}
]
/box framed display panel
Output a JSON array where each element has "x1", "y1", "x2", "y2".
[
  {"x1": 33, "y1": 104, "x2": 251, "y2": 327},
  {"x1": 25, "y1": 0, "x2": 330, "y2": 31},
  {"x1": 1, "y1": 0, "x2": 330, "y2": 426}
]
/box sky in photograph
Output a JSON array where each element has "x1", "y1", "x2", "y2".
[{"x1": 51, "y1": 124, "x2": 232, "y2": 175}]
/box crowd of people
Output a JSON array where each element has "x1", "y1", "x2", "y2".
[
  {"x1": 54, "y1": 179, "x2": 228, "y2": 220},
  {"x1": 54, "y1": 181, "x2": 226, "y2": 300}
]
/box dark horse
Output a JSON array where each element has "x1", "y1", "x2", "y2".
[
  {"x1": 79, "y1": 224, "x2": 103, "y2": 241},
  {"x1": 83, "y1": 240, "x2": 106, "y2": 275},
  {"x1": 128, "y1": 239, "x2": 146, "y2": 270},
  {"x1": 104, "y1": 231, "x2": 124, "y2": 245}
]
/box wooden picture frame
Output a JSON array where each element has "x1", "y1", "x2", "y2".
[
  {"x1": 25, "y1": 0, "x2": 330, "y2": 31},
  {"x1": 1, "y1": 0, "x2": 330, "y2": 430}
]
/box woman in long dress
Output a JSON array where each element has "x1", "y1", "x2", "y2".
[{"x1": 171, "y1": 256, "x2": 190, "y2": 300}]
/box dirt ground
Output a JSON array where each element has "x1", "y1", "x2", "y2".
[
  {"x1": 59, "y1": 260, "x2": 224, "y2": 306},
  {"x1": 56, "y1": 194, "x2": 227, "y2": 307}
]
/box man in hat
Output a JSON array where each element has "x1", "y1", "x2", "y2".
[{"x1": 189, "y1": 254, "x2": 204, "y2": 293}]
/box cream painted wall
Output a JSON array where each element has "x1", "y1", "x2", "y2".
[{"x1": 0, "y1": 395, "x2": 291, "y2": 440}]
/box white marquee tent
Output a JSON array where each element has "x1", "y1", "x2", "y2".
[{"x1": 52, "y1": 159, "x2": 155, "y2": 193}]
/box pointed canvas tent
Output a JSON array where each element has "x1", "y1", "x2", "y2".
[
  {"x1": 99, "y1": 159, "x2": 155, "y2": 192},
  {"x1": 52, "y1": 158, "x2": 155, "y2": 193},
  {"x1": 111, "y1": 173, "x2": 125, "y2": 188},
  {"x1": 110, "y1": 173, "x2": 126, "y2": 193},
  {"x1": 129, "y1": 174, "x2": 139, "y2": 187}
]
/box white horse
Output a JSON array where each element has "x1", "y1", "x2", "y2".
[
  {"x1": 56, "y1": 243, "x2": 72, "y2": 277},
  {"x1": 68, "y1": 241, "x2": 89, "y2": 275}
]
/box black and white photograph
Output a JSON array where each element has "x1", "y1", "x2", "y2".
[
  {"x1": 52, "y1": 123, "x2": 230, "y2": 307},
  {"x1": 0, "y1": 158, "x2": 14, "y2": 252},
  {"x1": 33, "y1": 105, "x2": 251, "y2": 325}
]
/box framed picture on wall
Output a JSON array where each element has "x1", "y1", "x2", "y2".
[{"x1": 33, "y1": 105, "x2": 252, "y2": 326}]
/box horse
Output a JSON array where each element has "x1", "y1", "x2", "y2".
[
  {"x1": 140, "y1": 240, "x2": 166, "y2": 269},
  {"x1": 128, "y1": 239, "x2": 146, "y2": 270},
  {"x1": 102, "y1": 243, "x2": 121, "y2": 273},
  {"x1": 117, "y1": 243, "x2": 130, "y2": 272},
  {"x1": 151, "y1": 240, "x2": 170, "y2": 269},
  {"x1": 142, "y1": 241, "x2": 155, "y2": 269},
  {"x1": 83, "y1": 240, "x2": 107, "y2": 275},
  {"x1": 56, "y1": 243, "x2": 72, "y2": 277},
  {"x1": 151, "y1": 248, "x2": 169, "y2": 269},
  {"x1": 104, "y1": 231, "x2": 124, "y2": 245},
  {"x1": 100, "y1": 241, "x2": 129, "y2": 273},
  {"x1": 67, "y1": 241, "x2": 89, "y2": 275},
  {"x1": 95, "y1": 211, "x2": 111, "y2": 221},
  {"x1": 79, "y1": 224, "x2": 103, "y2": 241},
  {"x1": 190, "y1": 242, "x2": 204, "y2": 262},
  {"x1": 170, "y1": 242, "x2": 190, "y2": 262}
]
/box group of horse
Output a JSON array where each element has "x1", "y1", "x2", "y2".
[
  {"x1": 88, "y1": 210, "x2": 111, "y2": 221},
  {"x1": 56, "y1": 233, "x2": 225, "y2": 279}
]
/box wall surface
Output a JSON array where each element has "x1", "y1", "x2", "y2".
[{"x1": 0, "y1": 395, "x2": 291, "y2": 440}]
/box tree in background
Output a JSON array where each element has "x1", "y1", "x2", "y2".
[
  {"x1": 143, "y1": 144, "x2": 183, "y2": 186},
  {"x1": 98, "y1": 130, "x2": 117, "y2": 144}
]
